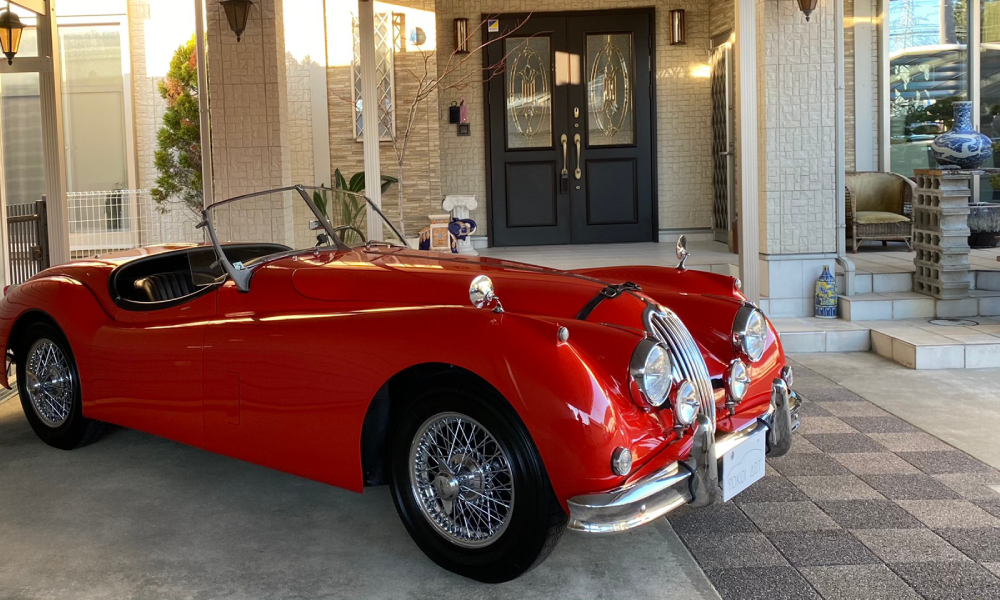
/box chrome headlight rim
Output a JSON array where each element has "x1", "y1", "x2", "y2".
[
  {"x1": 733, "y1": 304, "x2": 767, "y2": 363},
  {"x1": 725, "y1": 358, "x2": 751, "y2": 405},
  {"x1": 629, "y1": 338, "x2": 673, "y2": 408},
  {"x1": 672, "y1": 379, "x2": 700, "y2": 427}
]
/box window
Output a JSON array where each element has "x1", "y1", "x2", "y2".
[{"x1": 351, "y1": 13, "x2": 394, "y2": 141}]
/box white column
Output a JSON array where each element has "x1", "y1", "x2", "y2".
[
  {"x1": 37, "y1": 0, "x2": 70, "y2": 265},
  {"x1": 358, "y1": 0, "x2": 383, "y2": 242},
  {"x1": 735, "y1": 0, "x2": 760, "y2": 303},
  {"x1": 194, "y1": 0, "x2": 213, "y2": 209},
  {"x1": 853, "y1": 0, "x2": 875, "y2": 171}
]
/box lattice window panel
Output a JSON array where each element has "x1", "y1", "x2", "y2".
[
  {"x1": 352, "y1": 12, "x2": 395, "y2": 141},
  {"x1": 710, "y1": 45, "x2": 732, "y2": 233}
]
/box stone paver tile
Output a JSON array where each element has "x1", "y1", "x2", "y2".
[
  {"x1": 797, "y1": 417, "x2": 857, "y2": 435},
  {"x1": 766, "y1": 530, "x2": 879, "y2": 567},
  {"x1": 832, "y1": 452, "x2": 921, "y2": 475},
  {"x1": 977, "y1": 500, "x2": 1000, "y2": 518},
  {"x1": 985, "y1": 563, "x2": 1000, "y2": 578},
  {"x1": 898, "y1": 451, "x2": 996, "y2": 475},
  {"x1": 668, "y1": 502, "x2": 757, "y2": 535},
  {"x1": 704, "y1": 567, "x2": 820, "y2": 600},
  {"x1": 787, "y1": 475, "x2": 885, "y2": 501},
  {"x1": 798, "y1": 388, "x2": 864, "y2": 403},
  {"x1": 681, "y1": 533, "x2": 787, "y2": 569},
  {"x1": 740, "y1": 501, "x2": 840, "y2": 532},
  {"x1": 768, "y1": 453, "x2": 850, "y2": 477},
  {"x1": 896, "y1": 500, "x2": 1000, "y2": 529},
  {"x1": 867, "y1": 432, "x2": 956, "y2": 452},
  {"x1": 814, "y1": 402, "x2": 890, "y2": 417},
  {"x1": 731, "y1": 474, "x2": 808, "y2": 504},
  {"x1": 890, "y1": 561, "x2": 1000, "y2": 600},
  {"x1": 800, "y1": 564, "x2": 921, "y2": 600},
  {"x1": 935, "y1": 473, "x2": 1000, "y2": 500},
  {"x1": 796, "y1": 402, "x2": 831, "y2": 418},
  {"x1": 784, "y1": 436, "x2": 822, "y2": 455},
  {"x1": 935, "y1": 528, "x2": 1000, "y2": 562},
  {"x1": 852, "y1": 529, "x2": 966, "y2": 563},
  {"x1": 802, "y1": 433, "x2": 886, "y2": 454},
  {"x1": 860, "y1": 474, "x2": 963, "y2": 500},
  {"x1": 816, "y1": 500, "x2": 922, "y2": 530},
  {"x1": 838, "y1": 416, "x2": 918, "y2": 433}
]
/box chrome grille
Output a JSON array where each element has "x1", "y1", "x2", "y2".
[{"x1": 645, "y1": 307, "x2": 717, "y2": 427}]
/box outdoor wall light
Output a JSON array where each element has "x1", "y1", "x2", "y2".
[
  {"x1": 220, "y1": 0, "x2": 253, "y2": 42},
  {"x1": 669, "y1": 10, "x2": 685, "y2": 45},
  {"x1": 454, "y1": 18, "x2": 469, "y2": 54},
  {"x1": 0, "y1": 3, "x2": 25, "y2": 66},
  {"x1": 797, "y1": 0, "x2": 819, "y2": 21}
]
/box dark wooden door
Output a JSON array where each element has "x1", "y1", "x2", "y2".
[{"x1": 486, "y1": 10, "x2": 655, "y2": 246}]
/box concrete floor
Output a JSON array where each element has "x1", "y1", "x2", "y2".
[
  {"x1": 0, "y1": 397, "x2": 719, "y2": 600},
  {"x1": 792, "y1": 352, "x2": 1000, "y2": 469}
]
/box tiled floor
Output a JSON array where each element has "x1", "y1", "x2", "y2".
[{"x1": 666, "y1": 358, "x2": 1000, "y2": 600}]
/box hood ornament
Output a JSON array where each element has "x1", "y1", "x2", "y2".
[
  {"x1": 469, "y1": 275, "x2": 504, "y2": 313},
  {"x1": 675, "y1": 235, "x2": 690, "y2": 270}
]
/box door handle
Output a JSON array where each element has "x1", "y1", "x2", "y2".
[
  {"x1": 573, "y1": 134, "x2": 582, "y2": 180},
  {"x1": 561, "y1": 134, "x2": 568, "y2": 175}
]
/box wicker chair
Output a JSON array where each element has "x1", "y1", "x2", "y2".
[{"x1": 845, "y1": 171, "x2": 916, "y2": 253}]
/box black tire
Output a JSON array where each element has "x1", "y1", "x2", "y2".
[
  {"x1": 389, "y1": 378, "x2": 567, "y2": 583},
  {"x1": 15, "y1": 321, "x2": 104, "y2": 450}
]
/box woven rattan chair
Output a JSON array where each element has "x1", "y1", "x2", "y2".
[{"x1": 846, "y1": 171, "x2": 916, "y2": 253}]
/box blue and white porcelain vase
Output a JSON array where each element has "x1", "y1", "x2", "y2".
[
  {"x1": 930, "y1": 101, "x2": 994, "y2": 169},
  {"x1": 814, "y1": 266, "x2": 838, "y2": 319}
]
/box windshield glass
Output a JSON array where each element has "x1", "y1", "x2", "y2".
[{"x1": 204, "y1": 185, "x2": 407, "y2": 273}]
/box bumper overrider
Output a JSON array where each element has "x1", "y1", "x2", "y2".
[{"x1": 567, "y1": 379, "x2": 801, "y2": 534}]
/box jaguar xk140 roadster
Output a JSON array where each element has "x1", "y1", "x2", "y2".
[{"x1": 0, "y1": 186, "x2": 800, "y2": 582}]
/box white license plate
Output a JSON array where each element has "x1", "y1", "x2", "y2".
[{"x1": 722, "y1": 429, "x2": 766, "y2": 502}]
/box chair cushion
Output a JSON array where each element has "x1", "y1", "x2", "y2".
[
  {"x1": 856, "y1": 211, "x2": 911, "y2": 225},
  {"x1": 846, "y1": 172, "x2": 907, "y2": 213},
  {"x1": 134, "y1": 272, "x2": 196, "y2": 302}
]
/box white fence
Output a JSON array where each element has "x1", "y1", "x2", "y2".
[{"x1": 67, "y1": 190, "x2": 203, "y2": 258}]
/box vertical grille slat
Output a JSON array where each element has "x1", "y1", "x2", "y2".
[{"x1": 646, "y1": 308, "x2": 716, "y2": 425}]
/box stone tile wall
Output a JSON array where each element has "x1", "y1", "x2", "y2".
[{"x1": 434, "y1": 0, "x2": 714, "y2": 233}]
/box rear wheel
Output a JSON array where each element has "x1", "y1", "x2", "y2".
[
  {"x1": 389, "y1": 379, "x2": 566, "y2": 583},
  {"x1": 16, "y1": 321, "x2": 104, "y2": 450}
]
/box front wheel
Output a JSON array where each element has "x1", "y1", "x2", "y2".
[
  {"x1": 16, "y1": 321, "x2": 104, "y2": 450},
  {"x1": 389, "y1": 380, "x2": 566, "y2": 583}
]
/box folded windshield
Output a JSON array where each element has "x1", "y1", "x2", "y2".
[{"x1": 203, "y1": 185, "x2": 407, "y2": 290}]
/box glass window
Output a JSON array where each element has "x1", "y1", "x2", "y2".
[
  {"x1": 351, "y1": 13, "x2": 394, "y2": 141},
  {"x1": 981, "y1": 0, "x2": 1000, "y2": 201},
  {"x1": 504, "y1": 36, "x2": 553, "y2": 149},
  {"x1": 587, "y1": 33, "x2": 635, "y2": 146},
  {"x1": 888, "y1": 0, "x2": 969, "y2": 177},
  {"x1": 1, "y1": 72, "x2": 45, "y2": 206}
]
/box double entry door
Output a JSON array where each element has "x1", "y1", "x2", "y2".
[{"x1": 486, "y1": 11, "x2": 655, "y2": 246}]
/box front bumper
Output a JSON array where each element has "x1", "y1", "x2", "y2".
[{"x1": 567, "y1": 378, "x2": 801, "y2": 534}]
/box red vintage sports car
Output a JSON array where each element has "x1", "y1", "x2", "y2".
[{"x1": 0, "y1": 186, "x2": 800, "y2": 582}]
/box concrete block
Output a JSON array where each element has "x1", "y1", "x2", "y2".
[
  {"x1": 780, "y1": 331, "x2": 826, "y2": 354},
  {"x1": 840, "y1": 297, "x2": 893, "y2": 321},
  {"x1": 935, "y1": 298, "x2": 979, "y2": 318},
  {"x1": 891, "y1": 339, "x2": 916, "y2": 368},
  {"x1": 892, "y1": 298, "x2": 936, "y2": 320},
  {"x1": 978, "y1": 296, "x2": 1000, "y2": 317},
  {"x1": 855, "y1": 273, "x2": 873, "y2": 295},
  {"x1": 871, "y1": 330, "x2": 893, "y2": 359},
  {"x1": 768, "y1": 297, "x2": 810, "y2": 318},
  {"x1": 976, "y1": 271, "x2": 1000, "y2": 291},
  {"x1": 825, "y1": 330, "x2": 871, "y2": 352},
  {"x1": 966, "y1": 344, "x2": 1000, "y2": 369},
  {"x1": 913, "y1": 345, "x2": 966, "y2": 370},
  {"x1": 765, "y1": 261, "x2": 803, "y2": 299},
  {"x1": 873, "y1": 272, "x2": 914, "y2": 293}
]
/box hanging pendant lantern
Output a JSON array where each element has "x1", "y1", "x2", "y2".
[
  {"x1": 220, "y1": 0, "x2": 253, "y2": 42},
  {"x1": 797, "y1": 0, "x2": 819, "y2": 21},
  {"x1": 0, "y1": 4, "x2": 25, "y2": 65}
]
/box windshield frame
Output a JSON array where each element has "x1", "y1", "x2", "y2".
[{"x1": 202, "y1": 184, "x2": 408, "y2": 292}]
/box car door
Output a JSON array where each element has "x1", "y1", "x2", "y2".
[{"x1": 88, "y1": 285, "x2": 216, "y2": 449}]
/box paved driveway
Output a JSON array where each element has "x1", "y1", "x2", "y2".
[{"x1": 0, "y1": 396, "x2": 717, "y2": 600}]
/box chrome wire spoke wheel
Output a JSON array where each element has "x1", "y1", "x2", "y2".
[
  {"x1": 409, "y1": 412, "x2": 515, "y2": 548},
  {"x1": 24, "y1": 338, "x2": 75, "y2": 428}
]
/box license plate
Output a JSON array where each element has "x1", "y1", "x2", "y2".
[{"x1": 722, "y1": 429, "x2": 766, "y2": 502}]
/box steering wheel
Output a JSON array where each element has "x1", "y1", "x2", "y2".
[{"x1": 330, "y1": 225, "x2": 368, "y2": 244}]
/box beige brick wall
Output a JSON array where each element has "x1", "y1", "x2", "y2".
[
  {"x1": 710, "y1": 0, "x2": 734, "y2": 39},
  {"x1": 434, "y1": 0, "x2": 714, "y2": 233}
]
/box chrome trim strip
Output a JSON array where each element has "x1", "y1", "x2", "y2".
[{"x1": 645, "y1": 306, "x2": 716, "y2": 427}]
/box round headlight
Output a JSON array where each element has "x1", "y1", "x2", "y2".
[
  {"x1": 611, "y1": 447, "x2": 633, "y2": 476},
  {"x1": 673, "y1": 380, "x2": 700, "y2": 427},
  {"x1": 630, "y1": 339, "x2": 673, "y2": 407},
  {"x1": 734, "y1": 306, "x2": 767, "y2": 362},
  {"x1": 726, "y1": 359, "x2": 751, "y2": 404}
]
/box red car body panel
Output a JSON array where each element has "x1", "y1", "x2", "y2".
[{"x1": 0, "y1": 245, "x2": 787, "y2": 509}]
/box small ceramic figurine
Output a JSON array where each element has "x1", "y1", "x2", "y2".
[{"x1": 814, "y1": 265, "x2": 838, "y2": 318}]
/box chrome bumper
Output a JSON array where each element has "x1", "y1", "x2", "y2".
[{"x1": 567, "y1": 379, "x2": 801, "y2": 534}]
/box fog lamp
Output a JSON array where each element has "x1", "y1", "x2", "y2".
[
  {"x1": 673, "y1": 380, "x2": 700, "y2": 427},
  {"x1": 611, "y1": 447, "x2": 633, "y2": 476}
]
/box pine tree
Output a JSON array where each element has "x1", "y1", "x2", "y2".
[{"x1": 151, "y1": 37, "x2": 202, "y2": 218}]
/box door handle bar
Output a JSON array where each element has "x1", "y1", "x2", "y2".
[
  {"x1": 561, "y1": 134, "x2": 568, "y2": 175},
  {"x1": 574, "y1": 134, "x2": 582, "y2": 180}
]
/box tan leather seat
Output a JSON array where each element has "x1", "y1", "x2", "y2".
[{"x1": 134, "y1": 273, "x2": 196, "y2": 302}]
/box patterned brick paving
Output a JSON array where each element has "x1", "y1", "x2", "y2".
[{"x1": 667, "y1": 359, "x2": 1000, "y2": 600}]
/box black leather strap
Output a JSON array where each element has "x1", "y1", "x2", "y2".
[{"x1": 576, "y1": 281, "x2": 642, "y2": 320}]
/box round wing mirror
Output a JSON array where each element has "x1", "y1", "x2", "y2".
[
  {"x1": 469, "y1": 275, "x2": 496, "y2": 309},
  {"x1": 675, "y1": 235, "x2": 690, "y2": 269}
]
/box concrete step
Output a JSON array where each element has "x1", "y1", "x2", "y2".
[
  {"x1": 839, "y1": 291, "x2": 1000, "y2": 321},
  {"x1": 867, "y1": 319, "x2": 1000, "y2": 370},
  {"x1": 772, "y1": 318, "x2": 871, "y2": 353}
]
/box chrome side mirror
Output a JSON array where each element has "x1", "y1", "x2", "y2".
[
  {"x1": 675, "y1": 235, "x2": 690, "y2": 270},
  {"x1": 469, "y1": 275, "x2": 503, "y2": 313}
]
